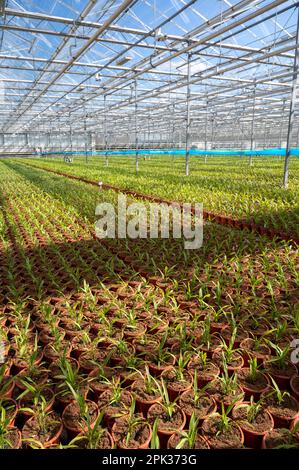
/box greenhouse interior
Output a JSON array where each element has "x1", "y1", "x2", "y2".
[{"x1": 0, "y1": 0, "x2": 299, "y2": 453}]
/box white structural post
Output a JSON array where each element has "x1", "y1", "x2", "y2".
[
  {"x1": 283, "y1": 6, "x2": 299, "y2": 189},
  {"x1": 185, "y1": 51, "x2": 191, "y2": 176},
  {"x1": 134, "y1": 77, "x2": 139, "y2": 173},
  {"x1": 84, "y1": 114, "x2": 88, "y2": 163},
  {"x1": 104, "y1": 94, "x2": 109, "y2": 166},
  {"x1": 249, "y1": 79, "x2": 256, "y2": 166},
  {"x1": 204, "y1": 97, "x2": 208, "y2": 163},
  {"x1": 279, "y1": 98, "x2": 286, "y2": 148},
  {"x1": 69, "y1": 112, "x2": 73, "y2": 155}
]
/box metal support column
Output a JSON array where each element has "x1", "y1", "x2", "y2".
[
  {"x1": 185, "y1": 51, "x2": 191, "y2": 176},
  {"x1": 249, "y1": 80, "x2": 256, "y2": 166},
  {"x1": 104, "y1": 94, "x2": 109, "y2": 167},
  {"x1": 283, "y1": 6, "x2": 299, "y2": 189},
  {"x1": 134, "y1": 77, "x2": 139, "y2": 173},
  {"x1": 84, "y1": 114, "x2": 88, "y2": 163},
  {"x1": 69, "y1": 112, "x2": 73, "y2": 155},
  {"x1": 204, "y1": 98, "x2": 208, "y2": 163}
]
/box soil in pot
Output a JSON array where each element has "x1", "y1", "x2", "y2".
[
  {"x1": 167, "y1": 431, "x2": 209, "y2": 449},
  {"x1": 147, "y1": 402, "x2": 186, "y2": 447},
  {"x1": 202, "y1": 413, "x2": 244, "y2": 449},
  {"x1": 237, "y1": 368, "x2": 270, "y2": 400},
  {"x1": 97, "y1": 390, "x2": 133, "y2": 428},
  {"x1": 112, "y1": 414, "x2": 152, "y2": 449},
  {"x1": 240, "y1": 338, "x2": 271, "y2": 366},
  {"x1": 263, "y1": 360, "x2": 297, "y2": 390},
  {"x1": 131, "y1": 379, "x2": 162, "y2": 415},
  {"x1": 72, "y1": 429, "x2": 114, "y2": 449},
  {"x1": 22, "y1": 412, "x2": 63, "y2": 448},
  {"x1": 161, "y1": 368, "x2": 193, "y2": 401},
  {"x1": 179, "y1": 389, "x2": 217, "y2": 423},
  {"x1": 262, "y1": 428, "x2": 299, "y2": 449},
  {"x1": 187, "y1": 356, "x2": 220, "y2": 386},
  {"x1": 232, "y1": 402, "x2": 274, "y2": 449},
  {"x1": 62, "y1": 400, "x2": 98, "y2": 438},
  {"x1": 0, "y1": 427, "x2": 22, "y2": 449},
  {"x1": 262, "y1": 392, "x2": 299, "y2": 429}
]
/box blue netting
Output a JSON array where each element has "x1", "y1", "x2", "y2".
[{"x1": 39, "y1": 148, "x2": 299, "y2": 157}]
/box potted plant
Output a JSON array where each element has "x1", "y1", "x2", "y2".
[
  {"x1": 69, "y1": 411, "x2": 114, "y2": 449},
  {"x1": 111, "y1": 398, "x2": 152, "y2": 449},
  {"x1": 232, "y1": 397, "x2": 274, "y2": 448},
  {"x1": 0, "y1": 364, "x2": 14, "y2": 399},
  {"x1": 147, "y1": 380, "x2": 186, "y2": 448},
  {"x1": 237, "y1": 357, "x2": 271, "y2": 400},
  {"x1": 97, "y1": 377, "x2": 132, "y2": 428},
  {"x1": 147, "y1": 332, "x2": 176, "y2": 377},
  {"x1": 212, "y1": 328, "x2": 244, "y2": 374},
  {"x1": 62, "y1": 390, "x2": 98, "y2": 439},
  {"x1": 179, "y1": 368, "x2": 216, "y2": 421},
  {"x1": 202, "y1": 402, "x2": 244, "y2": 449},
  {"x1": 187, "y1": 351, "x2": 220, "y2": 386},
  {"x1": 0, "y1": 407, "x2": 22, "y2": 449},
  {"x1": 262, "y1": 378, "x2": 299, "y2": 428},
  {"x1": 240, "y1": 336, "x2": 271, "y2": 366},
  {"x1": 262, "y1": 421, "x2": 299, "y2": 449},
  {"x1": 208, "y1": 364, "x2": 244, "y2": 409},
  {"x1": 167, "y1": 412, "x2": 209, "y2": 449},
  {"x1": 131, "y1": 366, "x2": 162, "y2": 414},
  {"x1": 161, "y1": 352, "x2": 193, "y2": 400},
  {"x1": 21, "y1": 397, "x2": 63, "y2": 448},
  {"x1": 264, "y1": 342, "x2": 297, "y2": 389}
]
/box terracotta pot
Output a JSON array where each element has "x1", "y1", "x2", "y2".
[
  {"x1": 88, "y1": 367, "x2": 116, "y2": 401},
  {"x1": 0, "y1": 376, "x2": 15, "y2": 399},
  {"x1": 261, "y1": 428, "x2": 299, "y2": 449},
  {"x1": 202, "y1": 413, "x2": 244, "y2": 449},
  {"x1": 212, "y1": 349, "x2": 244, "y2": 376},
  {"x1": 62, "y1": 399, "x2": 98, "y2": 439},
  {"x1": 240, "y1": 338, "x2": 271, "y2": 366},
  {"x1": 262, "y1": 392, "x2": 299, "y2": 429},
  {"x1": 290, "y1": 375, "x2": 299, "y2": 402},
  {"x1": 147, "y1": 402, "x2": 186, "y2": 448},
  {"x1": 97, "y1": 389, "x2": 133, "y2": 429},
  {"x1": 0, "y1": 398, "x2": 18, "y2": 426},
  {"x1": 263, "y1": 360, "x2": 297, "y2": 390},
  {"x1": 111, "y1": 415, "x2": 152, "y2": 449},
  {"x1": 232, "y1": 402, "x2": 274, "y2": 449},
  {"x1": 179, "y1": 389, "x2": 217, "y2": 424},
  {"x1": 148, "y1": 354, "x2": 176, "y2": 377},
  {"x1": 167, "y1": 432, "x2": 209, "y2": 449},
  {"x1": 187, "y1": 357, "x2": 220, "y2": 387},
  {"x1": 237, "y1": 368, "x2": 271, "y2": 401},
  {"x1": 161, "y1": 368, "x2": 193, "y2": 401},
  {"x1": 73, "y1": 429, "x2": 114, "y2": 449},
  {"x1": 22, "y1": 413, "x2": 63, "y2": 448},
  {"x1": 3, "y1": 427, "x2": 22, "y2": 449},
  {"x1": 131, "y1": 379, "x2": 162, "y2": 416}
]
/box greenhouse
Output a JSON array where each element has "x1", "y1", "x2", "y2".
[{"x1": 0, "y1": 0, "x2": 299, "y2": 454}]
